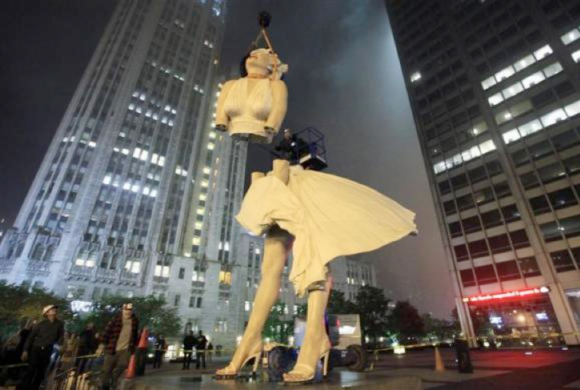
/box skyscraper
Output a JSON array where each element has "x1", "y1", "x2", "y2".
[
  {"x1": 386, "y1": 0, "x2": 580, "y2": 346},
  {"x1": 0, "y1": 0, "x2": 248, "y2": 345}
]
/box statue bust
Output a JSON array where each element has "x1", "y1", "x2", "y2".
[{"x1": 214, "y1": 48, "x2": 288, "y2": 144}]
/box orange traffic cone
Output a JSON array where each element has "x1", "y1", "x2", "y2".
[
  {"x1": 434, "y1": 346, "x2": 446, "y2": 372},
  {"x1": 126, "y1": 354, "x2": 137, "y2": 379},
  {"x1": 138, "y1": 328, "x2": 149, "y2": 349}
]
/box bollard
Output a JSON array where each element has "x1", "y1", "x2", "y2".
[
  {"x1": 454, "y1": 339, "x2": 473, "y2": 374},
  {"x1": 434, "y1": 346, "x2": 446, "y2": 372}
]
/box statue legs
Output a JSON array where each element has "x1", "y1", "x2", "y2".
[
  {"x1": 283, "y1": 273, "x2": 332, "y2": 383},
  {"x1": 216, "y1": 162, "x2": 291, "y2": 378}
]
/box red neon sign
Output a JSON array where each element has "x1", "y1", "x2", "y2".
[{"x1": 463, "y1": 286, "x2": 550, "y2": 304}]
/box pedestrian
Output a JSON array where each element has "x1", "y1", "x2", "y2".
[
  {"x1": 195, "y1": 330, "x2": 207, "y2": 369},
  {"x1": 76, "y1": 322, "x2": 97, "y2": 373},
  {"x1": 20, "y1": 305, "x2": 64, "y2": 390},
  {"x1": 98, "y1": 303, "x2": 139, "y2": 390},
  {"x1": 274, "y1": 129, "x2": 309, "y2": 164},
  {"x1": 207, "y1": 342, "x2": 214, "y2": 364},
  {"x1": 153, "y1": 334, "x2": 166, "y2": 369},
  {"x1": 182, "y1": 331, "x2": 196, "y2": 370}
]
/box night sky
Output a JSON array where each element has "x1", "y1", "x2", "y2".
[{"x1": 0, "y1": 0, "x2": 454, "y2": 317}]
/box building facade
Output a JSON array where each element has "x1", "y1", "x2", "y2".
[
  {"x1": 0, "y1": 0, "x2": 255, "y2": 347},
  {"x1": 386, "y1": 0, "x2": 580, "y2": 345}
]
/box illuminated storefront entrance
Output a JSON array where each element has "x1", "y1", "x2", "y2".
[{"x1": 463, "y1": 287, "x2": 563, "y2": 347}]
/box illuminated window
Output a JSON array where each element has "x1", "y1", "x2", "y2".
[
  {"x1": 154, "y1": 265, "x2": 170, "y2": 278},
  {"x1": 125, "y1": 260, "x2": 141, "y2": 274},
  {"x1": 433, "y1": 139, "x2": 496, "y2": 174},
  {"x1": 561, "y1": 28, "x2": 580, "y2": 45},
  {"x1": 481, "y1": 76, "x2": 496, "y2": 90},
  {"x1": 533, "y1": 45, "x2": 553, "y2": 60},
  {"x1": 219, "y1": 270, "x2": 232, "y2": 285},
  {"x1": 540, "y1": 108, "x2": 567, "y2": 127},
  {"x1": 514, "y1": 54, "x2": 535, "y2": 72},
  {"x1": 564, "y1": 100, "x2": 580, "y2": 118},
  {"x1": 488, "y1": 93, "x2": 503, "y2": 106},
  {"x1": 495, "y1": 66, "x2": 515, "y2": 82},
  {"x1": 192, "y1": 236, "x2": 201, "y2": 245},
  {"x1": 518, "y1": 119, "x2": 543, "y2": 137},
  {"x1": 522, "y1": 71, "x2": 545, "y2": 89},
  {"x1": 572, "y1": 49, "x2": 580, "y2": 63},
  {"x1": 410, "y1": 71, "x2": 421, "y2": 82},
  {"x1": 503, "y1": 129, "x2": 520, "y2": 144},
  {"x1": 502, "y1": 82, "x2": 524, "y2": 99},
  {"x1": 543, "y1": 62, "x2": 563, "y2": 78}
]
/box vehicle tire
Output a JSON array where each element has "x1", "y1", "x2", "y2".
[{"x1": 346, "y1": 345, "x2": 367, "y2": 372}]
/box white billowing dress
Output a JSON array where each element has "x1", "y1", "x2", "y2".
[{"x1": 236, "y1": 167, "x2": 417, "y2": 297}]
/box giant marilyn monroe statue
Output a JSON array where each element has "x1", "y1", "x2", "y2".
[
  {"x1": 214, "y1": 48, "x2": 288, "y2": 144},
  {"x1": 216, "y1": 160, "x2": 417, "y2": 384}
]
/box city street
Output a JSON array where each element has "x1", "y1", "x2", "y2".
[{"x1": 130, "y1": 348, "x2": 580, "y2": 389}]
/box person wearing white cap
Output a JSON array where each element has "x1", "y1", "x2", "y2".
[{"x1": 21, "y1": 304, "x2": 64, "y2": 389}]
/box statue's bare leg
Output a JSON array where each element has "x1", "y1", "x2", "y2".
[{"x1": 284, "y1": 274, "x2": 332, "y2": 383}]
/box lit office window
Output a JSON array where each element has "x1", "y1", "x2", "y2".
[
  {"x1": 410, "y1": 71, "x2": 422, "y2": 82},
  {"x1": 481, "y1": 46, "x2": 552, "y2": 90},
  {"x1": 572, "y1": 49, "x2": 580, "y2": 63},
  {"x1": 488, "y1": 93, "x2": 503, "y2": 106},
  {"x1": 533, "y1": 45, "x2": 553, "y2": 60},
  {"x1": 514, "y1": 54, "x2": 535, "y2": 71},
  {"x1": 432, "y1": 139, "x2": 496, "y2": 174},
  {"x1": 502, "y1": 99, "x2": 580, "y2": 144},
  {"x1": 481, "y1": 76, "x2": 496, "y2": 90},
  {"x1": 543, "y1": 62, "x2": 563, "y2": 78},
  {"x1": 561, "y1": 28, "x2": 580, "y2": 45},
  {"x1": 522, "y1": 71, "x2": 545, "y2": 89},
  {"x1": 154, "y1": 265, "x2": 170, "y2": 277},
  {"x1": 541, "y1": 108, "x2": 567, "y2": 127},
  {"x1": 495, "y1": 66, "x2": 515, "y2": 82},
  {"x1": 564, "y1": 100, "x2": 580, "y2": 117},
  {"x1": 502, "y1": 82, "x2": 524, "y2": 99}
]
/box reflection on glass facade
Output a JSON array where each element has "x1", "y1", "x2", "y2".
[{"x1": 387, "y1": 0, "x2": 580, "y2": 345}]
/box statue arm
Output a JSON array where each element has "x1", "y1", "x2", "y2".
[{"x1": 265, "y1": 80, "x2": 288, "y2": 133}]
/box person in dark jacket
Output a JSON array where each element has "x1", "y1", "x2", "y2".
[
  {"x1": 98, "y1": 303, "x2": 139, "y2": 390},
  {"x1": 182, "y1": 331, "x2": 196, "y2": 370},
  {"x1": 195, "y1": 331, "x2": 208, "y2": 369},
  {"x1": 76, "y1": 322, "x2": 97, "y2": 373},
  {"x1": 275, "y1": 129, "x2": 309, "y2": 164},
  {"x1": 21, "y1": 305, "x2": 64, "y2": 390},
  {"x1": 152, "y1": 334, "x2": 166, "y2": 369}
]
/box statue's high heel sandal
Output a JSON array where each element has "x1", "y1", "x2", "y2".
[
  {"x1": 283, "y1": 348, "x2": 330, "y2": 385},
  {"x1": 215, "y1": 345, "x2": 263, "y2": 380}
]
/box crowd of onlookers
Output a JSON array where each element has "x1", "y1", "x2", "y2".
[{"x1": 0, "y1": 303, "x2": 214, "y2": 390}]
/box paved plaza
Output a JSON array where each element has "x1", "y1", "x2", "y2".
[{"x1": 128, "y1": 348, "x2": 580, "y2": 389}]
